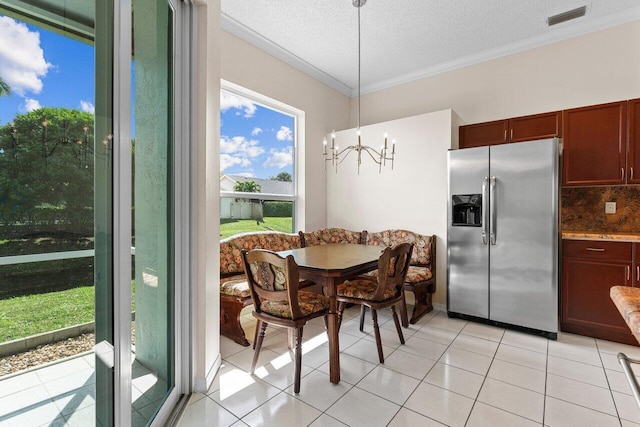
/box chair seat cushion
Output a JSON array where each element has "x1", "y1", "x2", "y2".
[
  {"x1": 337, "y1": 278, "x2": 397, "y2": 300},
  {"x1": 363, "y1": 266, "x2": 432, "y2": 284},
  {"x1": 260, "y1": 291, "x2": 329, "y2": 319},
  {"x1": 220, "y1": 275, "x2": 250, "y2": 298}
]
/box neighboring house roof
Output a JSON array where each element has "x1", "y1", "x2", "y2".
[{"x1": 220, "y1": 174, "x2": 293, "y2": 195}]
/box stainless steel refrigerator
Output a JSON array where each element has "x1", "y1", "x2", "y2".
[{"x1": 447, "y1": 138, "x2": 559, "y2": 338}]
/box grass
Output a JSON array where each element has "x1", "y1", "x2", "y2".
[
  {"x1": 220, "y1": 217, "x2": 293, "y2": 239},
  {"x1": 0, "y1": 285, "x2": 95, "y2": 342}
]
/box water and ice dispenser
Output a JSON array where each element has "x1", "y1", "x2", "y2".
[{"x1": 452, "y1": 194, "x2": 482, "y2": 226}]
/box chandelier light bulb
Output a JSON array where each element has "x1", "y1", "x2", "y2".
[{"x1": 356, "y1": 129, "x2": 361, "y2": 136}]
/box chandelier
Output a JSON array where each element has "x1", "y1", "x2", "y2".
[{"x1": 323, "y1": 0, "x2": 396, "y2": 173}]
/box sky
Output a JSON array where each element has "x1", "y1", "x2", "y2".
[
  {"x1": 0, "y1": 14, "x2": 294, "y2": 180},
  {"x1": 220, "y1": 91, "x2": 295, "y2": 180},
  {"x1": 0, "y1": 15, "x2": 95, "y2": 125}
]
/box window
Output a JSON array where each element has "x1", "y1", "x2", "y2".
[{"x1": 219, "y1": 83, "x2": 301, "y2": 238}]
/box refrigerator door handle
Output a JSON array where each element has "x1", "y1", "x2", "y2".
[
  {"x1": 482, "y1": 176, "x2": 489, "y2": 245},
  {"x1": 490, "y1": 176, "x2": 497, "y2": 245}
]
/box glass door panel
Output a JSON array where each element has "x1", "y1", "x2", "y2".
[{"x1": 131, "y1": 0, "x2": 175, "y2": 424}]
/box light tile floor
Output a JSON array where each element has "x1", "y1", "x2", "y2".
[
  {"x1": 0, "y1": 352, "x2": 167, "y2": 426},
  {"x1": 179, "y1": 306, "x2": 640, "y2": 427}
]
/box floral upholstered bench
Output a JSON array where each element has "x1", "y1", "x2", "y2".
[
  {"x1": 220, "y1": 231, "x2": 302, "y2": 346},
  {"x1": 298, "y1": 227, "x2": 367, "y2": 247},
  {"x1": 365, "y1": 229, "x2": 436, "y2": 324}
]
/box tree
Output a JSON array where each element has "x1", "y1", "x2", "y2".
[
  {"x1": 270, "y1": 171, "x2": 292, "y2": 182},
  {"x1": 233, "y1": 180, "x2": 261, "y2": 193},
  {"x1": 0, "y1": 77, "x2": 10, "y2": 97},
  {"x1": 0, "y1": 107, "x2": 94, "y2": 232}
]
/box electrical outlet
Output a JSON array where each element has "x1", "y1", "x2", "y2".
[{"x1": 605, "y1": 202, "x2": 617, "y2": 214}]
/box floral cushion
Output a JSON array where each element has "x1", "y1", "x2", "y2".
[
  {"x1": 303, "y1": 228, "x2": 362, "y2": 246},
  {"x1": 367, "y1": 230, "x2": 432, "y2": 265},
  {"x1": 260, "y1": 291, "x2": 329, "y2": 319},
  {"x1": 363, "y1": 266, "x2": 432, "y2": 284},
  {"x1": 219, "y1": 231, "x2": 301, "y2": 275},
  {"x1": 337, "y1": 278, "x2": 397, "y2": 300},
  {"x1": 220, "y1": 275, "x2": 250, "y2": 298}
]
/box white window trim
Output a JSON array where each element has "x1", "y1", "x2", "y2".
[{"x1": 220, "y1": 80, "x2": 305, "y2": 231}]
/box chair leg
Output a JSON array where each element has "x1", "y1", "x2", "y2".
[
  {"x1": 371, "y1": 309, "x2": 385, "y2": 364},
  {"x1": 251, "y1": 320, "x2": 268, "y2": 374},
  {"x1": 391, "y1": 305, "x2": 405, "y2": 345},
  {"x1": 399, "y1": 289, "x2": 409, "y2": 328},
  {"x1": 337, "y1": 301, "x2": 346, "y2": 329},
  {"x1": 253, "y1": 323, "x2": 259, "y2": 349},
  {"x1": 359, "y1": 306, "x2": 367, "y2": 332},
  {"x1": 287, "y1": 328, "x2": 294, "y2": 350},
  {"x1": 294, "y1": 327, "x2": 304, "y2": 394}
]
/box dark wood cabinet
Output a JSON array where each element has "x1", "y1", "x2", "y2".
[
  {"x1": 459, "y1": 120, "x2": 508, "y2": 148},
  {"x1": 459, "y1": 112, "x2": 561, "y2": 149},
  {"x1": 629, "y1": 99, "x2": 640, "y2": 184},
  {"x1": 561, "y1": 239, "x2": 636, "y2": 346},
  {"x1": 562, "y1": 101, "x2": 627, "y2": 186}
]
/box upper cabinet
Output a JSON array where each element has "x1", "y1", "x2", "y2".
[
  {"x1": 629, "y1": 98, "x2": 640, "y2": 185},
  {"x1": 459, "y1": 111, "x2": 561, "y2": 149},
  {"x1": 562, "y1": 101, "x2": 627, "y2": 186}
]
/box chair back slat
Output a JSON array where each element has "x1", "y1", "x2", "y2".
[
  {"x1": 242, "y1": 249, "x2": 302, "y2": 319},
  {"x1": 374, "y1": 243, "x2": 413, "y2": 300}
]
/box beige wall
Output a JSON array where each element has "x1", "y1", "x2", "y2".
[
  {"x1": 352, "y1": 21, "x2": 640, "y2": 128},
  {"x1": 220, "y1": 30, "x2": 351, "y2": 231},
  {"x1": 327, "y1": 110, "x2": 455, "y2": 306}
]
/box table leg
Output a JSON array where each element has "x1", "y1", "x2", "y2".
[{"x1": 326, "y1": 279, "x2": 341, "y2": 384}]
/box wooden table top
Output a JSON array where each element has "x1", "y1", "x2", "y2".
[{"x1": 278, "y1": 244, "x2": 384, "y2": 272}]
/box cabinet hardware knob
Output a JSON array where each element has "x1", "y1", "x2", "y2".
[
  {"x1": 631, "y1": 167, "x2": 635, "y2": 181},
  {"x1": 627, "y1": 265, "x2": 631, "y2": 281},
  {"x1": 621, "y1": 168, "x2": 625, "y2": 181},
  {"x1": 510, "y1": 129, "x2": 513, "y2": 140},
  {"x1": 585, "y1": 247, "x2": 605, "y2": 252},
  {"x1": 504, "y1": 129, "x2": 507, "y2": 141},
  {"x1": 637, "y1": 265, "x2": 639, "y2": 282}
]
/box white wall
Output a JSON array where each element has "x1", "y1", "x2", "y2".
[
  {"x1": 352, "y1": 21, "x2": 640, "y2": 128},
  {"x1": 220, "y1": 30, "x2": 351, "y2": 231},
  {"x1": 327, "y1": 110, "x2": 454, "y2": 306}
]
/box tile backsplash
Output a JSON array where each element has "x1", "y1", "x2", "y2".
[{"x1": 561, "y1": 186, "x2": 640, "y2": 233}]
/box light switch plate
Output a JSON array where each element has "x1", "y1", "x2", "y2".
[{"x1": 605, "y1": 202, "x2": 617, "y2": 214}]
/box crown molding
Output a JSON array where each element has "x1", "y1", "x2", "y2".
[
  {"x1": 357, "y1": 6, "x2": 640, "y2": 96},
  {"x1": 222, "y1": 7, "x2": 639, "y2": 99},
  {"x1": 221, "y1": 13, "x2": 353, "y2": 97}
]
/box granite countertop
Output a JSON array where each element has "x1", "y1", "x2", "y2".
[
  {"x1": 611, "y1": 286, "x2": 640, "y2": 345},
  {"x1": 562, "y1": 231, "x2": 640, "y2": 242}
]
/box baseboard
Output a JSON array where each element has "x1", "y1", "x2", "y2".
[
  {"x1": 433, "y1": 303, "x2": 446, "y2": 312},
  {"x1": 194, "y1": 353, "x2": 221, "y2": 393}
]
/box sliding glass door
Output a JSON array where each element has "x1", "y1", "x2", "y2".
[{"x1": 0, "y1": 0, "x2": 188, "y2": 425}]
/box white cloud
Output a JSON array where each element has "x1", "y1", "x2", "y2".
[
  {"x1": 251, "y1": 127, "x2": 262, "y2": 136},
  {"x1": 0, "y1": 17, "x2": 51, "y2": 96},
  {"x1": 263, "y1": 147, "x2": 293, "y2": 169},
  {"x1": 22, "y1": 98, "x2": 41, "y2": 112},
  {"x1": 80, "y1": 100, "x2": 95, "y2": 113},
  {"x1": 220, "y1": 91, "x2": 256, "y2": 118},
  {"x1": 220, "y1": 154, "x2": 251, "y2": 171},
  {"x1": 276, "y1": 126, "x2": 293, "y2": 141},
  {"x1": 219, "y1": 136, "x2": 265, "y2": 172},
  {"x1": 234, "y1": 172, "x2": 255, "y2": 178}
]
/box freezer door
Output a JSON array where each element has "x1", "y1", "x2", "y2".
[
  {"x1": 447, "y1": 146, "x2": 490, "y2": 319},
  {"x1": 488, "y1": 138, "x2": 559, "y2": 333}
]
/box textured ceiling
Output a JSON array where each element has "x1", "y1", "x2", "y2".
[{"x1": 221, "y1": 0, "x2": 640, "y2": 96}]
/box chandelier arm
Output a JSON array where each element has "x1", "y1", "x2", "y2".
[{"x1": 361, "y1": 147, "x2": 383, "y2": 165}]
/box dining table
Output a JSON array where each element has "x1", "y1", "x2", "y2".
[{"x1": 277, "y1": 243, "x2": 384, "y2": 384}]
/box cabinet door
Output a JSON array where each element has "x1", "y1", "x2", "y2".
[
  {"x1": 562, "y1": 257, "x2": 635, "y2": 345},
  {"x1": 459, "y1": 120, "x2": 507, "y2": 148},
  {"x1": 562, "y1": 101, "x2": 627, "y2": 186},
  {"x1": 509, "y1": 111, "x2": 561, "y2": 143},
  {"x1": 629, "y1": 98, "x2": 640, "y2": 184}
]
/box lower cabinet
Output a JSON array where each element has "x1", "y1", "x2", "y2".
[{"x1": 561, "y1": 239, "x2": 637, "y2": 346}]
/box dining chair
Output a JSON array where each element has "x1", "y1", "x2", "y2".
[
  {"x1": 241, "y1": 249, "x2": 329, "y2": 394},
  {"x1": 337, "y1": 242, "x2": 414, "y2": 363}
]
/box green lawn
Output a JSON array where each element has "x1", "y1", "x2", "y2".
[
  {"x1": 0, "y1": 286, "x2": 95, "y2": 342},
  {"x1": 220, "y1": 217, "x2": 293, "y2": 239}
]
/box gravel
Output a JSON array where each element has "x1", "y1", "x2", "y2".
[{"x1": 0, "y1": 333, "x2": 94, "y2": 377}]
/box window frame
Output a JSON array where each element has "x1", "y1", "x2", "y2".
[{"x1": 219, "y1": 80, "x2": 303, "y2": 233}]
